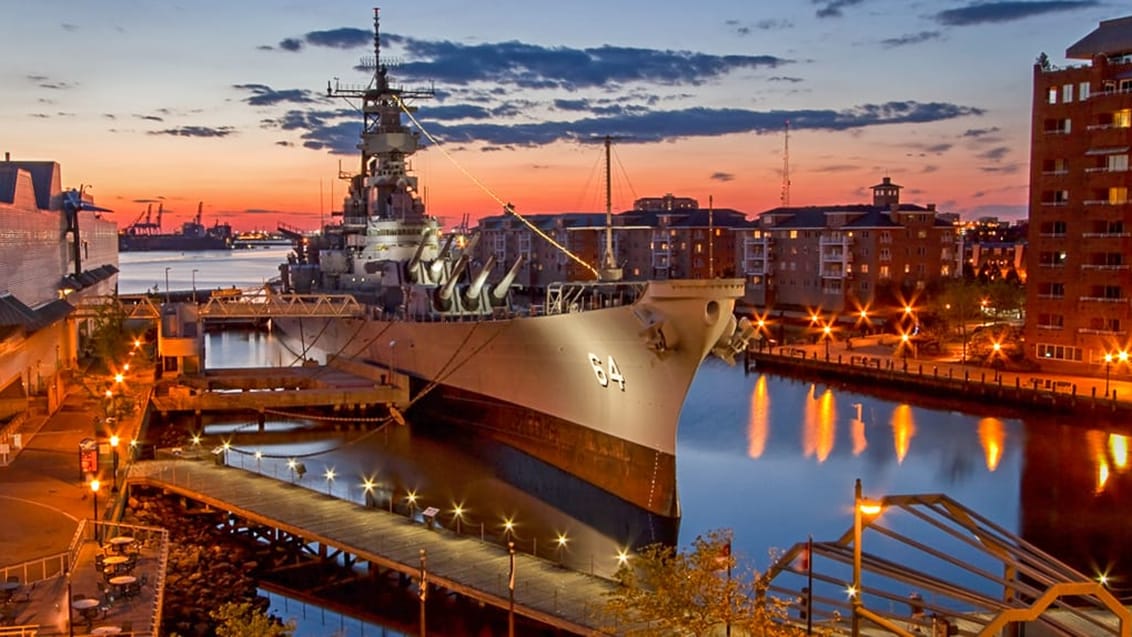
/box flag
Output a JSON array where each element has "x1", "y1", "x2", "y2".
[
  {"x1": 508, "y1": 544, "x2": 516, "y2": 592},
  {"x1": 715, "y1": 535, "x2": 733, "y2": 571},
  {"x1": 794, "y1": 541, "x2": 811, "y2": 573}
]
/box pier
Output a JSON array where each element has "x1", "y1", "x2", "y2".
[{"x1": 124, "y1": 459, "x2": 618, "y2": 635}]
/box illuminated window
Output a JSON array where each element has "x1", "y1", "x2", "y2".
[
  {"x1": 789, "y1": 230, "x2": 798, "y2": 239},
  {"x1": 1110, "y1": 187, "x2": 1129, "y2": 204},
  {"x1": 1048, "y1": 87, "x2": 1058, "y2": 104},
  {"x1": 1063, "y1": 84, "x2": 1073, "y2": 102},
  {"x1": 1116, "y1": 109, "x2": 1132, "y2": 128},
  {"x1": 1079, "y1": 82, "x2": 1090, "y2": 100},
  {"x1": 879, "y1": 265, "x2": 891, "y2": 279}
]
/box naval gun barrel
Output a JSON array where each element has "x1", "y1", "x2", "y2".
[
  {"x1": 438, "y1": 254, "x2": 471, "y2": 303},
  {"x1": 491, "y1": 255, "x2": 525, "y2": 302},
  {"x1": 429, "y1": 233, "x2": 457, "y2": 281},
  {"x1": 406, "y1": 231, "x2": 431, "y2": 281},
  {"x1": 464, "y1": 255, "x2": 496, "y2": 305}
]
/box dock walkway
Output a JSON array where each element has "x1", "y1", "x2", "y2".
[{"x1": 125, "y1": 459, "x2": 618, "y2": 635}]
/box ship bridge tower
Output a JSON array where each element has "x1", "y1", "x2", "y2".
[{"x1": 328, "y1": 8, "x2": 434, "y2": 222}]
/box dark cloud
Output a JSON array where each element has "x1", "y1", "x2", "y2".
[
  {"x1": 275, "y1": 141, "x2": 294, "y2": 147},
  {"x1": 711, "y1": 172, "x2": 735, "y2": 182},
  {"x1": 934, "y1": 1, "x2": 1099, "y2": 26},
  {"x1": 233, "y1": 83, "x2": 320, "y2": 106},
  {"x1": 814, "y1": 0, "x2": 865, "y2": 18},
  {"x1": 977, "y1": 146, "x2": 1010, "y2": 161},
  {"x1": 102, "y1": 113, "x2": 116, "y2": 120},
  {"x1": 962, "y1": 127, "x2": 1000, "y2": 137},
  {"x1": 147, "y1": 126, "x2": 236, "y2": 138},
  {"x1": 980, "y1": 163, "x2": 1021, "y2": 174},
  {"x1": 413, "y1": 101, "x2": 982, "y2": 147},
  {"x1": 389, "y1": 37, "x2": 791, "y2": 90},
  {"x1": 29, "y1": 113, "x2": 50, "y2": 119},
  {"x1": 306, "y1": 27, "x2": 371, "y2": 49},
  {"x1": 554, "y1": 99, "x2": 590, "y2": 112},
  {"x1": 278, "y1": 38, "x2": 302, "y2": 52},
  {"x1": 768, "y1": 76, "x2": 804, "y2": 83},
  {"x1": 756, "y1": 19, "x2": 793, "y2": 30},
  {"x1": 814, "y1": 164, "x2": 859, "y2": 173},
  {"x1": 427, "y1": 104, "x2": 494, "y2": 120},
  {"x1": 61, "y1": 23, "x2": 78, "y2": 32},
  {"x1": 134, "y1": 114, "x2": 164, "y2": 122},
  {"x1": 880, "y1": 31, "x2": 942, "y2": 48},
  {"x1": 28, "y1": 75, "x2": 76, "y2": 90},
  {"x1": 256, "y1": 45, "x2": 273, "y2": 51},
  {"x1": 26, "y1": 74, "x2": 48, "y2": 82}
]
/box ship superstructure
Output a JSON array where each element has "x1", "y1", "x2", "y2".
[{"x1": 276, "y1": 9, "x2": 751, "y2": 517}]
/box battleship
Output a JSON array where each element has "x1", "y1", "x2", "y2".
[
  {"x1": 119, "y1": 202, "x2": 233, "y2": 251},
  {"x1": 275, "y1": 9, "x2": 751, "y2": 517}
]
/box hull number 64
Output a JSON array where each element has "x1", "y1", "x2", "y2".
[{"x1": 588, "y1": 353, "x2": 625, "y2": 391}]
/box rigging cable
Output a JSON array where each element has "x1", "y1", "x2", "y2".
[{"x1": 393, "y1": 96, "x2": 599, "y2": 279}]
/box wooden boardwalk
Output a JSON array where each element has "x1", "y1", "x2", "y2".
[{"x1": 124, "y1": 459, "x2": 619, "y2": 635}]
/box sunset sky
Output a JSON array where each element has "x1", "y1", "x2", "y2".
[{"x1": 1, "y1": 0, "x2": 1118, "y2": 231}]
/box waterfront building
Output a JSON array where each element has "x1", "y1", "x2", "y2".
[
  {"x1": 743, "y1": 177, "x2": 960, "y2": 318},
  {"x1": 472, "y1": 198, "x2": 749, "y2": 289},
  {"x1": 0, "y1": 156, "x2": 118, "y2": 418},
  {"x1": 1024, "y1": 15, "x2": 1132, "y2": 371},
  {"x1": 959, "y1": 217, "x2": 1028, "y2": 282}
]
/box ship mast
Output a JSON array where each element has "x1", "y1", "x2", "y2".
[
  {"x1": 326, "y1": 7, "x2": 433, "y2": 223},
  {"x1": 599, "y1": 135, "x2": 622, "y2": 281}
]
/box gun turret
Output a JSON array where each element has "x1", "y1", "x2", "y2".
[
  {"x1": 406, "y1": 232, "x2": 431, "y2": 282},
  {"x1": 491, "y1": 255, "x2": 525, "y2": 303},
  {"x1": 436, "y1": 254, "x2": 470, "y2": 311},
  {"x1": 429, "y1": 233, "x2": 457, "y2": 282},
  {"x1": 464, "y1": 255, "x2": 496, "y2": 309}
]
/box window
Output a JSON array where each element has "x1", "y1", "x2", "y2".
[
  {"x1": 1038, "y1": 313, "x2": 1064, "y2": 327},
  {"x1": 1079, "y1": 82, "x2": 1090, "y2": 100},
  {"x1": 1039, "y1": 251, "x2": 1067, "y2": 267},
  {"x1": 879, "y1": 248, "x2": 891, "y2": 262},
  {"x1": 789, "y1": 230, "x2": 798, "y2": 239},
  {"x1": 879, "y1": 265, "x2": 891, "y2": 279},
  {"x1": 1110, "y1": 187, "x2": 1129, "y2": 204},
  {"x1": 917, "y1": 230, "x2": 927, "y2": 239},
  {"x1": 1048, "y1": 87, "x2": 1058, "y2": 104},
  {"x1": 1109, "y1": 154, "x2": 1129, "y2": 172},
  {"x1": 1037, "y1": 344, "x2": 1082, "y2": 361},
  {"x1": 917, "y1": 247, "x2": 927, "y2": 257},
  {"x1": 1116, "y1": 109, "x2": 1132, "y2": 128},
  {"x1": 1063, "y1": 84, "x2": 1073, "y2": 102},
  {"x1": 941, "y1": 264, "x2": 951, "y2": 276},
  {"x1": 860, "y1": 264, "x2": 869, "y2": 274},
  {"x1": 880, "y1": 231, "x2": 892, "y2": 244}
]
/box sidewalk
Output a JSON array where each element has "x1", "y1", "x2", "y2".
[
  {"x1": 0, "y1": 369, "x2": 150, "y2": 566},
  {"x1": 755, "y1": 334, "x2": 1132, "y2": 409}
]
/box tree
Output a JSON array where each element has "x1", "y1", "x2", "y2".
[
  {"x1": 603, "y1": 529, "x2": 805, "y2": 636},
  {"x1": 211, "y1": 601, "x2": 295, "y2": 637}
]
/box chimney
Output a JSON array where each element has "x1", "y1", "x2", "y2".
[{"x1": 4, "y1": 152, "x2": 9, "y2": 162}]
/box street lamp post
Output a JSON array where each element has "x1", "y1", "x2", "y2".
[
  {"x1": 191, "y1": 268, "x2": 198, "y2": 300},
  {"x1": 1104, "y1": 353, "x2": 1113, "y2": 398},
  {"x1": 164, "y1": 267, "x2": 171, "y2": 304},
  {"x1": 851, "y1": 479, "x2": 883, "y2": 637},
  {"x1": 109, "y1": 435, "x2": 119, "y2": 493},
  {"x1": 388, "y1": 340, "x2": 397, "y2": 386},
  {"x1": 90, "y1": 479, "x2": 101, "y2": 541},
  {"x1": 823, "y1": 325, "x2": 832, "y2": 360},
  {"x1": 508, "y1": 541, "x2": 516, "y2": 637}
]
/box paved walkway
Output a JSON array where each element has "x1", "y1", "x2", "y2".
[{"x1": 126, "y1": 459, "x2": 617, "y2": 636}]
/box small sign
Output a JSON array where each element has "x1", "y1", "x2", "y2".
[{"x1": 422, "y1": 506, "x2": 439, "y2": 518}]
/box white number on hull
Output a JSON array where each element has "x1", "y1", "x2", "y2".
[{"x1": 588, "y1": 353, "x2": 625, "y2": 391}]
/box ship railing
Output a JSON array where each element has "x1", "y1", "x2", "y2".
[
  {"x1": 544, "y1": 281, "x2": 647, "y2": 315},
  {"x1": 200, "y1": 292, "x2": 366, "y2": 319}
]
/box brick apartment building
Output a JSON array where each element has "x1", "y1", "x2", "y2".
[
  {"x1": 744, "y1": 177, "x2": 960, "y2": 317},
  {"x1": 472, "y1": 196, "x2": 748, "y2": 292},
  {"x1": 1025, "y1": 15, "x2": 1132, "y2": 371}
]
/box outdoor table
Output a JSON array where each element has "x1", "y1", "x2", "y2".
[
  {"x1": 91, "y1": 626, "x2": 122, "y2": 635},
  {"x1": 71, "y1": 597, "x2": 100, "y2": 626},
  {"x1": 0, "y1": 581, "x2": 18, "y2": 602},
  {"x1": 109, "y1": 575, "x2": 137, "y2": 598},
  {"x1": 102, "y1": 555, "x2": 130, "y2": 574},
  {"x1": 107, "y1": 536, "x2": 135, "y2": 553}
]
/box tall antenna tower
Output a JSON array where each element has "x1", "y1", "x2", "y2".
[{"x1": 780, "y1": 120, "x2": 791, "y2": 206}]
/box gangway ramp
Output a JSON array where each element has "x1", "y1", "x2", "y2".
[{"x1": 126, "y1": 460, "x2": 617, "y2": 635}]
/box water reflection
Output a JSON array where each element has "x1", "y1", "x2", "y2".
[{"x1": 195, "y1": 332, "x2": 1132, "y2": 597}]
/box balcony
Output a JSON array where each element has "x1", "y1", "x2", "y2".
[
  {"x1": 1085, "y1": 166, "x2": 1129, "y2": 173},
  {"x1": 1036, "y1": 325, "x2": 1064, "y2": 331},
  {"x1": 1041, "y1": 201, "x2": 1069, "y2": 206},
  {"x1": 820, "y1": 270, "x2": 845, "y2": 279},
  {"x1": 1078, "y1": 328, "x2": 1128, "y2": 335},
  {"x1": 1079, "y1": 296, "x2": 1127, "y2": 303},
  {"x1": 1083, "y1": 200, "x2": 1129, "y2": 206},
  {"x1": 1036, "y1": 294, "x2": 1065, "y2": 299},
  {"x1": 1038, "y1": 232, "x2": 1066, "y2": 238},
  {"x1": 1082, "y1": 232, "x2": 1132, "y2": 238},
  {"x1": 1081, "y1": 264, "x2": 1130, "y2": 270},
  {"x1": 1041, "y1": 169, "x2": 1069, "y2": 175}
]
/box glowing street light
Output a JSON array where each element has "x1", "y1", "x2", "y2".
[
  {"x1": 287, "y1": 458, "x2": 298, "y2": 483},
  {"x1": 406, "y1": 489, "x2": 419, "y2": 519},
  {"x1": 502, "y1": 516, "x2": 516, "y2": 543},
  {"x1": 323, "y1": 467, "x2": 336, "y2": 495},
  {"x1": 851, "y1": 478, "x2": 884, "y2": 637},
  {"x1": 452, "y1": 503, "x2": 465, "y2": 535},
  {"x1": 555, "y1": 532, "x2": 569, "y2": 565},
  {"x1": 822, "y1": 324, "x2": 833, "y2": 359},
  {"x1": 90, "y1": 479, "x2": 101, "y2": 540}
]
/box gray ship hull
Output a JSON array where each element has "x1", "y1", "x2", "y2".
[{"x1": 275, "y1": 279, "x2": 743, "y2": 516}]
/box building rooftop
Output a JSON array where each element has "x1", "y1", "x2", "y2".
[{"x1": 1066, "y1": 15, "x2": 1132, "y2": 60}]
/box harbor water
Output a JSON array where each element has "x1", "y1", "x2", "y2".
[{"x1": 120, "y1": 250, "x2": 1132, "y2": 633}]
